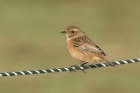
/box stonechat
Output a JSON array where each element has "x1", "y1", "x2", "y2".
[{"x1": 61, "y1": 26, "x2": 115, "y2": 68}]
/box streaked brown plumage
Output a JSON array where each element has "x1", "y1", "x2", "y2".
[{"x1": 61, "y1": 26, "x2": 115, "y2": 67}]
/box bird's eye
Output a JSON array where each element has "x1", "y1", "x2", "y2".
[{"x1": 71, "y1": 30, "x2": 75, "y2": 33}]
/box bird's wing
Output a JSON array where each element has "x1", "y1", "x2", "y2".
[
  {"x1": 72, "y1": 35, "x2": 106, "y2": 56},
  {"x1": 77, "y1": 44, "x2": 106, "y2": 56}
]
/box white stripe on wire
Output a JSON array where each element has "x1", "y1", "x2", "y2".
[
  {"x1": 49, "y1": 69, "x2": 55, "y2": 73},
  {"x1": 64, "y1": 68, "x2": 69, "y2": 71},
  {"x1": 27, "y1": 71, "x2": 33, "y2": 74},
  {"x1": 122, "y1": 60, "x2": 128, "y2": 64},
  {"x1": 42, "y1": 70, "x2": 47, "y2": 73},
  {"x1": 56, "y1": 68, "x2": 62, "y2": 72},
  {"x1": 5, "y1": 72, "x2": 10, "y2": 76},
  {"x1": 34, "y1": 70, "x2": 40, "y2": 74},
  {"x1": 79, "y1": 66, "x2": 84, "y2": 70},
  {"x1": 19, "y1": 71, "x2": 25, "y2": 75},
  {"x1": 11, "y1": 72, "x2": 18, "y2": 76},
  {"x1": 129, "y1": 59, "x2": 135, "y2": 63},
  {"x1": 137, "y1": 58, "x2": 140, "y2": 61},
  {"x1": 114, "y1": 61, "x2": 121, "y2": 65},
  {"x1": 101, "y1": 63, "x2": 107, "y2": 67},
  {"x1": 71, "y1": 67, "x2": 76, "y2": 70}
]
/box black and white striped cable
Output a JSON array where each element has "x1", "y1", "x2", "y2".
[{"x1": 0, "y1": 58, "x2": 140, "y2": 77}]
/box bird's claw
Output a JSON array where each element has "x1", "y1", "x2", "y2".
[{"x1": 69, "y1": 65, "x2": 77, "y2": 73}]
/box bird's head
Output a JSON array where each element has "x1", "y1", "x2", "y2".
[{"x1": 61, "y1": 26, "x2": 85, "y2": 39}]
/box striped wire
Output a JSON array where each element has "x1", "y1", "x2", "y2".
[{"x1": 0, "y1": 58, "x2": 140, "y2": 77}]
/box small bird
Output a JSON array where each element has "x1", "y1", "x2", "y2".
[{"x1": 61, "y1": 26, "x2": 115, "y2": 69}]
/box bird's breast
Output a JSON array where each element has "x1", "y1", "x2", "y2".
[
  {"x1": 66, "y1": 39, "x2": 97, "y2": 62},
  {"x1": 67, "y1": 40, "x2": 84, "y2": 61}
]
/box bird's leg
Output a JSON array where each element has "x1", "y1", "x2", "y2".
[
  {"x1": 70, "y1": 64, "x2": 77, "y2": 73},
  {"x1": 79, "y1": 61, "x2": 88, "y2": 73},
  {"x1": 69, "y1": 62, "x2": 88, "y2": 73},
  {"x1": 80, "y1": 61, "x2": 88, "y2": 66}
]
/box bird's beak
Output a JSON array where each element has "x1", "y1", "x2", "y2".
[{"x1": 61, "y1": 31, "x2": 66, "y2": 34}]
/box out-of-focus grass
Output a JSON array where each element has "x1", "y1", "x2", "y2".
[{"x1": 0, "y1": 0, "x2": 140, "y2": 93}]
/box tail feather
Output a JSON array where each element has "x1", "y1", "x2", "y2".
[{"x1": 105, "y1": 60, "x2": 115, "y2": 68}]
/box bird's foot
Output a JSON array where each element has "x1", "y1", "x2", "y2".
[
  {"x1": 79, "y1": 62, "x2": 88, "y2": 73},
  {"x1": 70, "y1": 65, "x2": 77, "y2": 73},
  {"x1": 69, "y1": 62, "x2": 88, "y2": 73}
]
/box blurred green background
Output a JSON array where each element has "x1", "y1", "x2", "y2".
[{"x1": 0, "y1": 0, "x2": 140, "y2": 93}]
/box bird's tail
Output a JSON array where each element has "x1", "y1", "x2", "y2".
[{"x1": 105, "y1": 60, "x2": 115, "y2": 68}]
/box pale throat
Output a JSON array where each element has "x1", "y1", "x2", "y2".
[
  {"x1": 66, "y1": 34, "x2": 77, "y2": 41},
  {"x1": 66, "y1": 34, "x2": 83, "y2": 41},
  {"x1": 66, "y1": 34, "x2": 70, "y2": 41}
]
